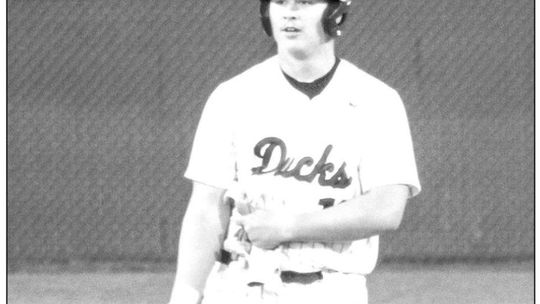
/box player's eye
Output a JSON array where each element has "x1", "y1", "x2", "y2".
[
  {"x1": 271, "y1": 0, "x2": 315, "y2": 5},
  {"x1": 302, "y1": 0, "x2": 325, "y2": 4}
]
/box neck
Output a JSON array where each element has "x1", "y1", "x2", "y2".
[{"x1": 277, "y1": 40, "x2": 336, "y2": 83}]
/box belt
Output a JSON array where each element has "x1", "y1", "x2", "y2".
[
  {"x1": 280, "y1": 270, "x2": 323, "y2": 284},
  {"x1": 219, "y1": 250, "x2": 232, "y2": 265},
  {"x1": 220, "y1": 251, "x2": 323, "y2": 285}
]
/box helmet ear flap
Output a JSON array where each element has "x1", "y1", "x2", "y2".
[
  {"x1": 260, "y1": 0, "x2": 273, "y2": 36},
  {"x1": 323, "y1": 0, "x2": 351, "y2": 37}
]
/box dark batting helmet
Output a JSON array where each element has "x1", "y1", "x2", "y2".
[{"x1": 259, "y1": 0, "x2": 352, "y2": 37}]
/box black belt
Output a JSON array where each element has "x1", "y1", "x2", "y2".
[
  {"x1": 219, "y1": 250, "x2": 232, "y2": 265},
  {"x1": 220, "y1": 251, "x2": 323, "y2": 285},
  {"x1": 280, "y1": 270, "x2": 323, "y2": 284}
]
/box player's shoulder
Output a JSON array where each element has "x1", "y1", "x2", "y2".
[
  {"x1": 204, "y1": 57, "x2": 277, "y2": 111},
  {"x1": 338, "y1": 59, "x2": 399, "y2": 95},
  {"x1": 337, "y1": 59, "x2": 401, "y2": 107}
]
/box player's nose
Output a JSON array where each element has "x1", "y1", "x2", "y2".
[
  {"x1": 286, "y1": 1, "x2": 300, "y2": 10},
  {"x1": 283, "y1": 0, "x2": 300, "y2": 16},
  {"x1": 283, "y1": 11, "x2": 298, "y2": 22}
]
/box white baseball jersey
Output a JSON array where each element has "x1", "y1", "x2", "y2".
[{"x1": 185, "y1": 55, "x2": 421, "y2": 275}]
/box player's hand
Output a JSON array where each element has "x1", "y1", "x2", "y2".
[
  {"x1": 233, "y1": 209, "x2": 294, "y2": 250},
  {"x1": 168, "y1": 284, "x2": 202, "y2": 304}
]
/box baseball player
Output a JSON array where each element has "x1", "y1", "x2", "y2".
[{"x1": 169, "y1": 0, "x2": 421, "y2": 303}]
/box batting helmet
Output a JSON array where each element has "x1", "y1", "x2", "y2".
[{"x1": 259, "y1": 0, "x2": 352, "y2": 37}]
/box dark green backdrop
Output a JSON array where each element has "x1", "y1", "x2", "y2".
[{"x1": 7, "y1": 0, "x2": 533, "y2": 264}]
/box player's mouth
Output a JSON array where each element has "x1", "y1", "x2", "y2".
[{"x1": 282, "y1": 26, "x2": 301, "y2": 33}]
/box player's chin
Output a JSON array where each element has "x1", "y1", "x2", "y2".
[
  {"x1": 278, "y1": 43, "x2": 311, "y2": 58},
  {"x1": 275, "y1": 33, "x2": 303, "y2": 44}
]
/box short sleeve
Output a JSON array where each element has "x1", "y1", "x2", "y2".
[
  {"x1": 358, "y1": 90, "x2": 421, "y2": 197},
  {"x1": 184, "y1": 85, "x2": 237, "y2": 189}
]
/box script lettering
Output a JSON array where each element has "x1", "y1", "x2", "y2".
[{"x1": 251, "y1": 137, "x2": 352, "y2": 189}]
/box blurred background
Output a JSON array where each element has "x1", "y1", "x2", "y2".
[{"x1": 7, "y1": 0, "x2": 533, "y2": 268}]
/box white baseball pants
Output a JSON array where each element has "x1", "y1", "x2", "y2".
[{"x1": 201, "y1": 261, "x2": 368, "y2": 304}]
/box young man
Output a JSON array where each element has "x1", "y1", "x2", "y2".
[{"x1": 169, "y1": 0, "x2": 421, "y2": 303}]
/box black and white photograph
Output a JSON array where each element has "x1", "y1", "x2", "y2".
[{"x1": 6, "y1": 1, "x2": 534, "y2": 303}]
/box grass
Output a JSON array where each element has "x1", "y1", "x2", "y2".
[{"x1": 7, "y1": 261, "x2": 533, "y2": 304}]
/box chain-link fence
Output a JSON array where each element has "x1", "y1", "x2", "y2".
[{"x1": 7, "y1": 0, "x2": 533, "y2": 265}]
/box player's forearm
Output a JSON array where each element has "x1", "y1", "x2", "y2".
[
  {"x1": 169, "y1": 184, "x2": 229, "y2": 303},
  {"x1": 174, "y1": 206, "x2": 228, "y2": 290},
  {"x1": 285, "y1": 185, "x2": 410, "y2": 243}
]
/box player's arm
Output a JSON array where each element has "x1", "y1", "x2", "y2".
[
  {"x1": 285, "y1": 184, "x2": 410, "y2": 243},
  {"x1": 235, "y1": 184, "x2": 410, "y2": 248},
  {"x1": 168, "y1": 182, "x2": 230, "y2": 304}
]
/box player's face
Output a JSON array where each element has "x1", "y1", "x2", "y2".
[{"x1": 269, "y1": 0, "x2": 329, "y2": 54}]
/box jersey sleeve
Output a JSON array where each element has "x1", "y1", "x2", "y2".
[
  {"x1": 184, "y1": 84, "x2": 237, "y2": 190},
  {"x1": 358, "y1": 90, "x2": 421, "y2": 197}
]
